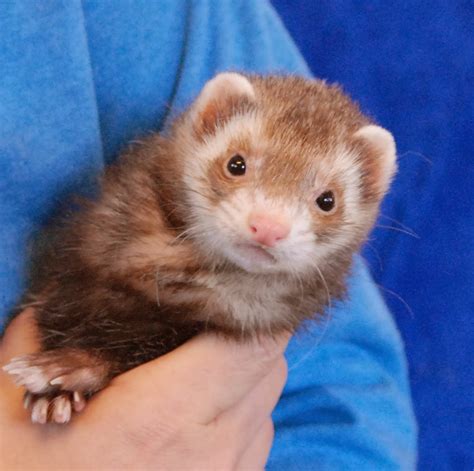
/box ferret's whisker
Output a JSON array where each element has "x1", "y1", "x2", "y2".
[
  {"x1": 375, "y1": 224, "x2": 420, "y2": 239},
  {"x1": 364, "y1": 241, "x2": 384, "y2": 272},
  {"x1": 376, "y1": 283, "x2": 415, "y2": 319},
  {"x1": 398, "y1": 150, "x2": 433, "y2": 166},
  {"x1": 289, "y1": 264, "x2": 333, "y2": 372},
  {"x1": 379, "y1": 213, "x2": 417, "y2": 235}
]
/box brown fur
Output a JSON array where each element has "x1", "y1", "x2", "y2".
[{"x1": 5, "y1": 74, "x2": 395, "y2": 423}]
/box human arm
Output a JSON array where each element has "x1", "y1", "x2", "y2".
[{"x1": 1, "y1": 309, "x2": 287, "y2": 470}]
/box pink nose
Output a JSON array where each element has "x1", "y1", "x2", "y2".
[{"x1": 248, "y1": 213, "x2": 290, "y2": 247}]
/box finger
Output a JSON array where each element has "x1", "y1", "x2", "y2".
[
  {"x1": 114, "y1": 332, "x2": 290, "y2": 425},
  {"x1": 218, "y1": 356, "x2": 287, "y2": 455},
  {"x1": 235, "y1": 418, "x2": 274, "y2": 471},
  {"x1": 0, "y1": 309, "x2": 41, "y2": 419},
  {"x1": 0, "y1": 308, "x2": 40, "y2": 362}
]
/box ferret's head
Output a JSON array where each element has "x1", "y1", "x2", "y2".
[{"x1": 172, "y1": 73, "x2": 396, "y2": 276}]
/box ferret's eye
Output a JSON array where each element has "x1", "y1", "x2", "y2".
[
  {"x1": 316, "y1": 191, "x2": 335, "y2": 212},
  {"x1": 227, "y1": 155, "x2": 246, "y2": 176}
]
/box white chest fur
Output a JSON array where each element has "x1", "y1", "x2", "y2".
[{"x1": 202, "y1": 271, "x2": 295, "y2": 331}]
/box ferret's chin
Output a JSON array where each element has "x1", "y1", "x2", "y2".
[{"x1": 225, "y1": 243, "x2": 280, "y2": 274}]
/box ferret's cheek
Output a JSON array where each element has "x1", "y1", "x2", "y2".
[
  {"x1": 215, "y1": 192, "x2": 253, "y2": 235},
  {"x1": 308, "y1": 208, "x2": 343, "y2": 245},
  {"x1": 195, "y1": 196, "x2": 250, "y2": 255},
  {"x1": 204, "y1": 157, "x2": 249, "y2": 207},
  {"x1": 274, "y1": 208, "x2": 317, "y2": 264},
  {"x1": 283, "y1": 239, "x2": 320, "y2": 272}
]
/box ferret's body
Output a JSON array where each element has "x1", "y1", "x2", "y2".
[{"x1": 4, "y1": 73, "x2": 397, "y2": 424}]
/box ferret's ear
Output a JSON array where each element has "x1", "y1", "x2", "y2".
[
  {"x1": 191, "y1": 73, "x2": 256, "y2": 136},
  {"x1": 353, "y1": 125, "x2": 397, "y2": 201}
]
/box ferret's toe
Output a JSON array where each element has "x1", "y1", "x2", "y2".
[
  {"x1": 3, "y1": 357, "x2": 50, "y2": 394},
  {"x1": 4, "y1": 351, "x2": 103, "y2": 396},
  {"x1": 30, "y1": 396, "x2": 49, "y2": 424},
  {"x1": 26, "y1": 391, "x2": 79, "y2": 425},
  {"x1": 51, "y1": 394, "x2": 72, "y2": 424},
  {"x1": 5, "y1": 349, "x2": 106, "y2": 423}
]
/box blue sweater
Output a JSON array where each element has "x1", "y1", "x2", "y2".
[{"x1": 0, "y1": 1, "x2": 416, "y2": 469}]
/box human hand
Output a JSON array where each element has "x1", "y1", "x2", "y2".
[{"x1": 0, "y1": 309, "x2": 289, "y2": 470}]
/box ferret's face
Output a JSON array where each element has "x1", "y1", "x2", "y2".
[{"x1": 176, "y1": 74, "x2": 396, "y2": 276}]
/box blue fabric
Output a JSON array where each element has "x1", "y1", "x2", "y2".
[
  {"x1": 0, "y1": 1, "x2": 416, "y2": 469},
  {"x1": 271, "y1": 1, "x2": 474, "y2": 469}
]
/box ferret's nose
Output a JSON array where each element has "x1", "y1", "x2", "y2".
[{"x1": 248, "y1": 213, "x2": 290, "y2": 247}]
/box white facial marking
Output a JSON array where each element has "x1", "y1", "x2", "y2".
[
  {"x1": 180, "y1": 106, "x2": 374, "y2": 279},
  {"x1": 193, "y1": 185, "x2": 318, "y2": 274},
  {"x1": 185, "y1": 111, "x2": 262, "y2": 175},
  {"x1": 310, "y1": 146, "x2": 367, "y2": 258}
]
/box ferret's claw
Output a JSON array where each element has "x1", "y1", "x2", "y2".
[
  {"x1": 23, "y1": 391, "x2": 33, "y2": 409},
  {"x1": 3, "y1": 349, "x2": 106, "y2": 424},
  {"x1": 49, "y1": 375, "x2": 64, "y2": 386}
]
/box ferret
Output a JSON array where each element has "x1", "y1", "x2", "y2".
[{"x1": 3, "y1": 72, "x2": 396, "y2": 425}]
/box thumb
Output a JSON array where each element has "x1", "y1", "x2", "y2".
[
  {"x1": 0, "y1": 309, "x2": 40, "y2": 418},
  {"x1": 0, "y1": 309, "x2": 40, "y2": 363}
]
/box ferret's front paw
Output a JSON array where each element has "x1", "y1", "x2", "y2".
[
  {"x1": 3, "y1": 349, "x2": 109, "y2": 424},
  {"x1": 3, "y1": 352, "x2": 95, "y2": 393},
  {"x1": 23, "y1": 390, "x2": 86, "y2": 424},
  {"x1": 3, "y1": 353, "x2": 62, "y2": 394}
]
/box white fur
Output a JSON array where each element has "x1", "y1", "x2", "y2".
[
  {"x1": 354, "y1": 125, "x2": 396, "y2": 164},
  {"x1": 186, "y1": 111, "x2": 263, "y2": 171},
  {"x1": 3, "y1": 359, "x2": 50, "y2": 394},
  {"x1": 73, "y1": 391, "x2": 86, "y2": 412},
  {"x1": 192, "y1": 184, "x2": 319, "y2": 276},
  {"x1": 191, "y1": 72, "x2": 255, "y2": 124},
  {"x1": 51, "y1": 395, "x2": 72, "y2": 424},
  {"x1": 203, "y1": 270, "x2": 295, "y2": 331},
  {"x1": 310, "y1": 146, "x2": 367, "y2": 258},
  {"x1": 353, "y1": 124, "x2": 397, "y2": 191},
  {"x1": 31, "y1": 397, "x2": 49, "y2": 424}
]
